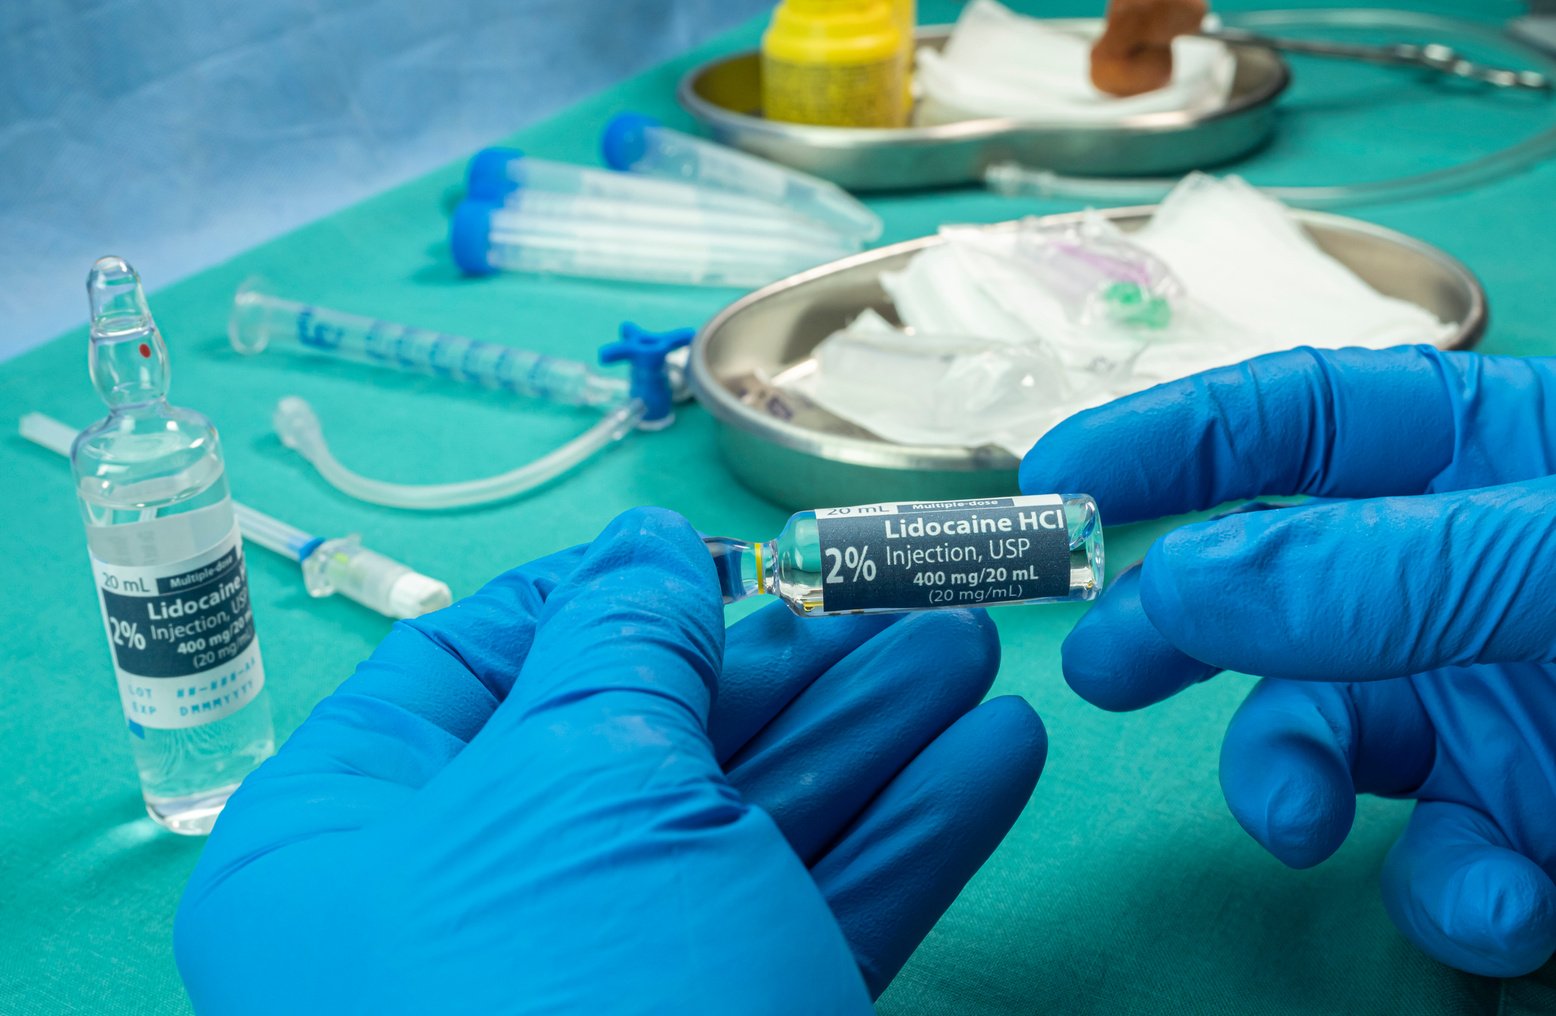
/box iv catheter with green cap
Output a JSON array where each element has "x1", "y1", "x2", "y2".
[
  {"x1": 19, "y1": 412, "x2": 451, "y2": 619},
  {"x1": 228, "y1": 283, "x2": 694, "y2": 511}
]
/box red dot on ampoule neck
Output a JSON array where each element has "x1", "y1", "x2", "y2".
[{"x1": 139, "y1": 343, "x2": 151, "y2": 358}]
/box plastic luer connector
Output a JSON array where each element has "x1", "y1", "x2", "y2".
[{"x1": 301, "y1": 536, "x2": 453, "y2": 619}]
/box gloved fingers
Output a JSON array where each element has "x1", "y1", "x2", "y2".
[
  {"x1": 375, "y1": 511, "x2": 883, "y2": 1013},
  {"x1": 1220, "y1": 678, "x2": 1435, "y2": 869},
  {"x1": 469, "y1": 505, "x2": 724, "y2": 751},
  {"x1": 183, "y1": 514, "x2": 887, "y2": 1016},
  {"x1": 209, "y1": 544, "x2": 589, "y2": 851},
  {"x1": 810, "y1": 696, "x2": 1047, "y2": 999},
  {"x1": 424, "y1": 506, "x2": 743, "y2": 841},
  {"x1": 725, "y1": 610, "x2": 1000, "y2": 864},
  {"x1": 1062, "y1": 502, "x2": 1296, "y2": 710},
  {"x1": 809, "y1": 697, "x2": 1051, "y2": 995},
  {"x1": 1381, "y1": 801, "x2": 1556, "y2": 977},
  {"x1": 1020, "y1": 346, "x2": 1467, "y2": 524},
  {"x1": 276, "y1": 542, "x2": 587, "y2": 770},
  {"x1": 1060, "y1": 563, "x2": 1220, "y2": 711},
  {"x1": 712, "y1": 604, "x2": 899, "y2": 763},
  {"x1": 1091, "y1": 0, "x2": 1207, "y2": 96},
  {"x1": 1137, "y1": 482, "x2": 1556, "y2": 680}
]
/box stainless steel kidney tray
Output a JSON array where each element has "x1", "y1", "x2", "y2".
[
  {"x1": 678, "y1": 21, "x2": 1291, "y2": 191},
  {"x1": 689, "y1": 208, "x2": 1487, "y2": 510}
]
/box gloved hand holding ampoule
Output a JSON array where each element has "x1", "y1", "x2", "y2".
[
  {"x1": 1022, "y1": 345, "x2": 1556, "y2": 977},
  {"x1": 175, "y1": 508, "x2": 1046, "y2": 1013}
]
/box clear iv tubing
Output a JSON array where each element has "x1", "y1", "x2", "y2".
[
  {"x1": 230, "y1": 285, "x2": 684, "y2": 512},
  {"x1": 985, "y1": 10, "x2": 1556, "y2": 210},
  {"x1": 272, "y1": 396, "x2": 645, "y2": 511},
  {"x1": 230, "y1": 281, "x2": 628, "y2": 408}
]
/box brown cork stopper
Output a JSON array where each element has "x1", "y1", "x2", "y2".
[{"x1": 1090, "y1": 0, "x2": 1209, "y2": 97}]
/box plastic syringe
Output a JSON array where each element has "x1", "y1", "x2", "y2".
[
  {"x1": 451, "y1": 199, "x2": 841, "y2": 287},
  {"x1": 600, "y1": 112, "x2": 883, "y2": 242},
  {"x1": 18, "y1": 412, "x2": 453, "y2": 619},
  {"x1": 229, "y1": 280, "x2": 629, "y2": 408}
]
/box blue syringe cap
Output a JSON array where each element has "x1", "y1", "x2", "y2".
[
  {"x1": 600, "y1": 322, "x2": 694, "y2": 426},
  {"x1": 467, "y1": 147, "x2": 523, "y2": 201},
  {"x1": 601, "y1": 112, "x2": 662, "y2": 171},
  {"x1": 450, "y1": 199, "x2": 498, "y2": 276}
]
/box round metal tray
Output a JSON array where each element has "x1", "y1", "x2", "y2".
[
  {"x1": 690, "y1": 208, "x2": 1487, "y2": 510},
  {"x1": 678, "y1": 21, "x2": 1291, "y2": 192}
]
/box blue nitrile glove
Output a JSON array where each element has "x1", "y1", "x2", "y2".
[
  {"x1": 175, "y1": 507, "x2": 1046, "y2": 1014},
  {"x1": 1021, "y1": 345, "x2": 1556, "y2": 978}
]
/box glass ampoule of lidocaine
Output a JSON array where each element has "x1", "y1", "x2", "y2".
[
  {"x1": 707, "y1": 494, "x2": 1102, "y2": 615},
  {"x1": 71, "y1": 257, "x2": 275, "y2": 835}
]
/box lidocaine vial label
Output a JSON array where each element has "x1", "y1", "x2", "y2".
[
  {"x1": 814, "y1": 496, "x2": 1070, "y2": 612},
  {"x1": 90, "y1": 524, "x2": 264, "y2": 730}
]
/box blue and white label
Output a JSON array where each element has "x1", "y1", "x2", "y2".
[
  {"x1": 814, "y1": 495, "x2": 1071, "y2": 613},
  {"x1": 91, "y1": 524, "x2": 265, "y2": 730}
]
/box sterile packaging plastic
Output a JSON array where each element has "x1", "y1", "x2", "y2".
[
  {"x1": 1015, "y1": 220, "x2": 1183, "y2": 331},
  {"x1": 788, "y1": 310, "x2": 1094, "y2": 454},
  {"x1": 882, "y1": 222, "x2": 1167, "y2": 379},
  {"x1": 600, "y1": 112, "x2": 883, "y2": 241},
  {"x1": 915, "y1": 0, "x2": 1235, "y2": 124},
  {"x1": 782, "y1": 175, "x2": 1457, "y2": 455},
  {"x1": 451, "y1": 199, "x2": 847, "y2": 287},
  {"x1": 1128, "y1": 175, "x2": 1454, "y2": 351}
]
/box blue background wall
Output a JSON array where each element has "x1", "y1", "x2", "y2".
[{"x1": 0, "y1": 0, "x2": 769, "y2": 360}]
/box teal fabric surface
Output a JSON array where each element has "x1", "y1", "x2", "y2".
[{"x1": 4, "y1": 2, "x2": 1556, "y2": 1012}]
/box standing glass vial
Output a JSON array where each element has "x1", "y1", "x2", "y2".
[{"x1": 71, "y1": 257, "x2": 274, "y2": 834}]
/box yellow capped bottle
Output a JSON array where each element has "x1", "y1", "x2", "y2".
[
  {"x1": 890, "y1": 0, "x2": 915, "y2": 116},
  {"x1": 761, "y1": 0, "x2": 907, "y2": 128}
]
